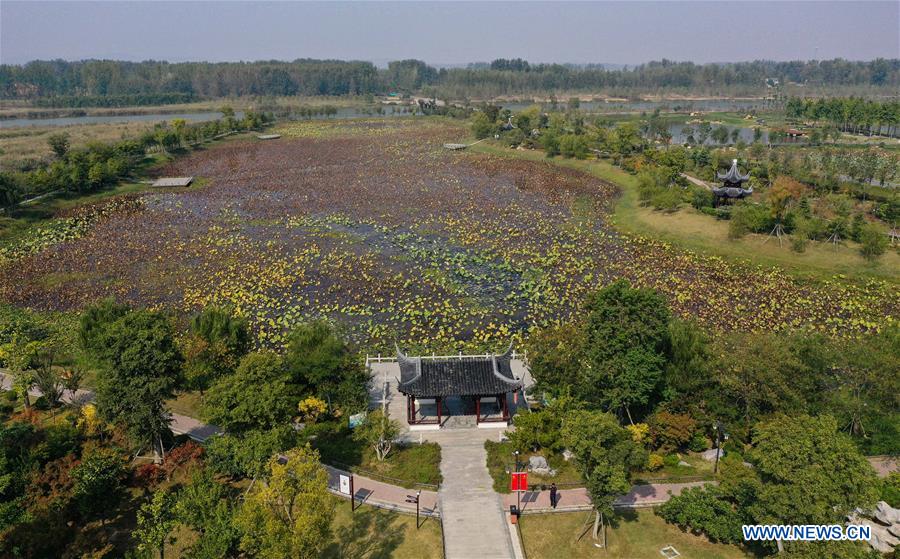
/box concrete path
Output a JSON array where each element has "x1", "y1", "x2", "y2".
[
  {"x1": 429, "y1": 430, "x2": 516, "y2": 559},
  {"x1": 322, "y1": 464, "x2": 440, "y2": 517},
  {"x1": 681, "y1": 172, "x2": 713, "y2": 190}
]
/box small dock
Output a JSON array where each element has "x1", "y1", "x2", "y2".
[{"x1": 151, "y1": 176, "x2": 193, "y2": 187}]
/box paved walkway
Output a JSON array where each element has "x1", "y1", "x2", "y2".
[
  {"x1": 422, "y1": 430, "x2": 517, "y2": 559},
  {"x1": 503, "y1": 481, "x2": 712, "y2": 514},
  {"x1": 0, "y1": 372, "x2": 222, "y2": 442},
  {"x1": 322, "y1": 464, "x2": 440, "y2": 517}
]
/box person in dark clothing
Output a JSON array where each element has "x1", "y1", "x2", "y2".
[{"x1": 549, "y1": 482, "x2": 558, "y2": 509}]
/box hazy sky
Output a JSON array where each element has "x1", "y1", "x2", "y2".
[{"x1": 2, "y1": 1, "x2": 898, "y2": 66}]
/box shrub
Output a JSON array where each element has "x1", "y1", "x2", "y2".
[
  {"x1": 646, "y1": 453, "x2": 664, "y2": 471},
  {"x1": 626, "y1": 423, "x2": 649, "y2": 445},
  {"x1": 691, "y1": 188, "x2": 714, "y2": 210},
  {"x1": 33, "y1": 396, "x2": 50, "y2": 410},
  {"x1": 663, "y1": 453, "x2": 680, "y2": 468},
  {"x1": 650, "y1": 188, "x2": 683, "y2": 212},
  {"x1": 728, "y1": 203, "x2": 771, "y2": 239},
  {"x1": 881, "y1": 473, "x2": 900, "y2": 508},
  {"x1": 657, "y1": 486, "x2": 744, "y2": 544},
  {"x1": 134, "y1": 464, "x2": 165, "y2": 488},
  {"x1": 688, "y1": 432, "x2": 709, "y2": 452},
  {"x1": 4, "y1": 390, "x2": 17, "y2": 403}
]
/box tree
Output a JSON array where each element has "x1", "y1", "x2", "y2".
[
  {"x1": 663, "y1": 319, "x2": 710, "y2": 402},
  {"x1": 59, "y1": 367, "x2": 83, "y2": 401},
  {"x1": 135, "y1": 489, "x2": 177, "y2": 559},
  {"x1": 91, "y1": 310, "x2": 182, "y2": 463},
  {"x1": 471, "y1": 112, "x2": 495, "y2": 139},
  {"x1": 175, "y1": 469, "x2": 239, "y2": 558},
  {"x1": 284, "y1": 320, "x2": 367, "y2": 414},
  {"x1": 234, "y1": 446, "x2": 334, "y2": 559},
  {"x1": 77, "y1": 298, "x2": 130, "y2": 363},
  {"x1": 182, "y1": 306, "x2": 250, "y2": 392},
  {"x1": 858, "y1": 223, "x2": 888, "y2": 261},
  {"x1": 581, "y1": 280, "x2": 671, "y2": 422},
  {"x1": 202, "y1": 351, "x2": 294, "y2": 433},
  {"x1": 525, "y1": 322, "x2": 585, "y2": 398},
  {"x1": 712, "y1": 334, "x2": 810, "y2": 436},
  {"x1": 561, "y1": 409, "x2": 646, "y2": 545},
  {"x1": 47, "y1": 132, "x2": 70, "y2": 159},
  {"x1": 205, "y1": 426, "x2": 297, "y2": 480},
  {"x1": 749, "y1": 415, "x2": 879, "y2": 535},
  {"x1": 71, "y1": 447, "x2": 126, "y2": 522},
  {"x1": 353, "y1": 408, "x2": 400, "y2": 462}
]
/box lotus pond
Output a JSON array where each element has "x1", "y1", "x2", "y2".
[{"x1": 1, "y1": 119, "x2": 895, "y2": 351}]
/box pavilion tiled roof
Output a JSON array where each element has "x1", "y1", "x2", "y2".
[
  {"x1": 396, "y1": 347, "x2": 523, "y2": 398},
  {"x1": 716, "y1": 159, "x2": 750, "y2": 183}
]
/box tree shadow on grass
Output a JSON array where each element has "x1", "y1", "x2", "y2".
[{"x1": 322, "y1": 506, "x2": 406, "y2": 559}]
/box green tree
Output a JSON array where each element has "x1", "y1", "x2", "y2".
[
  {"x1": 663, "y1": 319, "x2": 710, "y2": 403},
  {"x1": 205, "y1": 426, "x2": 297, "y2": 480},
  {"x1": 353, "y1": 407, "x2": 400, "y2": 461},
  {"x1": 858, "y1": 223, "x2": 888, "y2": 261},
  {"x1": 582, "y1": 280, "x2": 671, "y2": 422},
  {"x1": 91, "y1": 310, "x2": 182, "y2": 463},
  {"x1": 202, "y1": 351, "x2": 294, "y2": 433},
  {"x1": 135, "y1": 488, "x2": 177, "y2": 559},
  {"x1": 234, "y1": 446, "x2": 334, "y2": 559},
  {"x1": 561, "y1": 409, "x2": 646, "y2": 544},
  {"x1": 749, "y1": 415, "x2": 879, "y2": 546},
  {"x1": 183, "y1": 306, "x2": 249, "y2": 392},
  {"x1": 175, "y1": 469, "x2": 239, "y2": 558},
  {"x1": 471, "y1": 112, "x2": 495, "y2": 139},
  {"x1": 71, "y1": 447, "x2": 126, "y2": 522},
  {"x1": 284, "y1": 320, "x2": 367, "y2": 414},
  {"x1": 525, "y1": 322, "x2": 585, "y2": 399}
]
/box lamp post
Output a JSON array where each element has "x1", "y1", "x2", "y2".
[
  {"x1": 513, "y1": 450, "x2": 521, "y2": 517},
  {"x1": 714, "y1": 421, "x2": 728, "y2": 474},
  {"x1": 406, "y1": 490, "x2": 422, "y2": 529}
]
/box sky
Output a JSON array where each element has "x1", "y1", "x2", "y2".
[{"x1": 1, "y1": 1, "x2": 898, "y2": 67}]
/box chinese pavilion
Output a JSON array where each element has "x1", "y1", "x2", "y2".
[
  {"x1": 713, "y1": 159, "x2": 752, "y2": 206},
  {"x1": 396, "y1": 346, "x2": 523, "y2": 427}
]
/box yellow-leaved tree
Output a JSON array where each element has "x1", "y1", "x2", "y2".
[{"x1": 235, "y1": 445, "x2": 334, "y2": 559}]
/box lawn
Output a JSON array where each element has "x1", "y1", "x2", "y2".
[
  {"x1": 324, "y1": 495, "x2": 444, "y2": 559},
  {"x1": 485, "y1": 440, "x2": 584, "y2": 493},
  {"x1": 471, "y1": 141, "x2": 899, "y2": 284},
  {"x1": 519, "y1": 508, "x2": 757, "y2": 559},
  {"x1": 309, "y1": 421, "x2": 443, "y2": 488}
]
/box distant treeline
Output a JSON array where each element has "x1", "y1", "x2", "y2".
[
  {"x1": 30, "y1": 92, "x2": 196, "y2": 108},
  {"x1": 784, "y1": 96, "x2": 900, "y2": 137},
  {"x1": 1, "y1": 58, "x2": 898, "y2": 100}
]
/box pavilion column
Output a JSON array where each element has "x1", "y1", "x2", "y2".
[
  {"x1": 500, "y1": 394, "x2": 509, "y2": 422},
  {"x1": 437, "y1": 397, "x2": 443, "y2": 427},
  {"x1": 476, "y1": 397, "x2": 481, "y2": 424},
  {"x1": 407, "y1": 395, "x2": 414, "y2": 424}
]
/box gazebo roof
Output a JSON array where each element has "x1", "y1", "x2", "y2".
[
  {"x1": 717, "y1": 159, "x2": 750, "y2": 183},
  {"x1": 396, "y1": 346, "x2": 523, "y2": 398}
]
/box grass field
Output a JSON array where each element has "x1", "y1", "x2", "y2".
[
  {"x1": 470, "y1": 142, "x2": 899, "y2": 283},
  {"x1": 324, "y1": 495, "x2": 444, "y2": 559},
  {"x1": 519, "y1": 509, "x2": 757, "y2": 559}
]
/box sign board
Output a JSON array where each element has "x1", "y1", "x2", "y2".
[
  {"x1": 348, "y1": 412, "x2": 366, "y2": 429},
  {"x1": 339, "y1": 474, "x2": 351, "y2": 496},
  {"x1": 510, "y1": 471, "x2": 528, "y2": 492}
]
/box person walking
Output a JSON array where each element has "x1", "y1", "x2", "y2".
[{"x1": 549, "y1": 482, "x2": 558, "y2": 509}]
